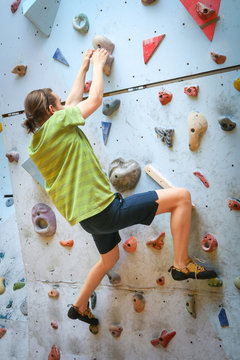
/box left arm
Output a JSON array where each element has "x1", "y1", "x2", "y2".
[{"x1": 65, "y1": 49, "x2": 93, "y2": 107}]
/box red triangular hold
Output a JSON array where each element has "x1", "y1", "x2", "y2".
[
  {"x1": 180, "y1": 0, "x2": 221, "y2": 41},
  {"x1": 143, "y1": 34, "x2": 165, "y2": 64}
]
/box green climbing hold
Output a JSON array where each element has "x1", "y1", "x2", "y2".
[
  {"x1": 234, "y1": 276, "x2": 240, "y2": 290},
  {"x1": 0, "y1": 277, "x2": 5, "y2": 295},
  {"x1": 186, "y1": 294, "x2": 196, "y2": 318},
  {"x1": 13, "y1": 282, "x2": 25, "y2": 291},
  {"x1": 208, "y1": 278, "x2": 223, "y2": 287}
]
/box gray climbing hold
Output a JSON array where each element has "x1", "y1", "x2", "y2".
[
  {"x1": 107, "y1": 270, "x2": 121, "y2": 285},
  {"x1": 32, "y1": 203, "x2": 57, "y2": 237},
  {"x1": 102, "y1": 99, "x2": 120, "y2": 116},
  {"x1": 90, "y1": 291, "x2": 97, "y2": 309},
  {"x1": 186, "y1": 294, "x2": 196, "y2": 318},
  {"x1": 20, "y1": 298, "x2": 28, "y2": 316},
  {"x1": 92, "y1": 35, "x2": 115, "y2": 76},
  {"x1": 6, "y1": 151, "x2": 19, "y2": 162},
  {"x1": 108, "y1": 158, "x2": 141, "y2": 192},
  {"x1": 6, "y1": 198, "x2": 14, "y2": 207},
  {"x1": 72, "y1": 13, "x2": 89, "y2": 33},
  {"x1": 218, "y1": 118, "x2": 236, "y2": 131},
  {"x1": 155, "y1": 127, "x2": 174, "y2": 147}
]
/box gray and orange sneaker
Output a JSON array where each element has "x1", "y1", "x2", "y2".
[
  {"x1": 169, "y1": 257, "x2": 217, "y2": 281},
  {"x1": 68, "y1": 304, "x2": 99, "y2": 326}
]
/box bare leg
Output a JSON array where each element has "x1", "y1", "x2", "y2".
[
  {"x1": 73, "y1": 244, "x2": 119, "y2": 313},
  {"x1": 155, "y1": 188, "x2": 192, "y2": 269}
]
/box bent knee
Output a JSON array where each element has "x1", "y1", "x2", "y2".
[{"x1": 177, "y1": 188, "x2": 192, "y2": 204}]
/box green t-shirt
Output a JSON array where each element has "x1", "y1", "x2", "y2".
[{"x1": 29, "y1": 106, "x2": 115, "y2": 225}]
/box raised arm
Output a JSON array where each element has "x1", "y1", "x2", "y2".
[{"x1": 65, "y1": 49, "x2": 93, "y2": 107}]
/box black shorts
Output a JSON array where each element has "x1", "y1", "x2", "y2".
[{"x1": 80, "y1": 191, "x2": 158, "y2": 254}]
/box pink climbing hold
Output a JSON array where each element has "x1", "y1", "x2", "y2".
[
  {"x1": 201, "y1": 233, "x2": 218, "y2": 252},
  {"x1": 6, "y1": 151, "x2": 19, "y2": 163},
  {"x1": 84, "y1": 80, "x2": 92, "y2": 93},
  {"x1": 156, "y1": 276, "x2": 165, "y2": 286},
  {"x1": 210, "y1": 51, "x2": 226, "y2": 64},
  {"x1": 0, "y1": 328, "x2": 7, "y2": 339},
  {"x1": 51, "y1": 321, "x2": 58, "y2": 329},
  {"x1": 109, "y1": 324, "x2": 123, "y2": 338},
  {"x1": 48, "y1": 289, "x2": 59, "y2": 298},
  {"x1": 228, "y1": 198, "x2": 240, "y2": 211},
  {"x1": 146, "y1": 232, "x2": 165, "y2": 250},
  {"x1": 48, "y1": 344, "x2": 60, "y2": 360},
  {"x1": 184, "y1": 86, "x2": 199, "y2": 97},
  {"x1": 11, "y1": 0, "x2": 21, "y2": 13},
  {"x1": 193, "y1": 171, "x2": 209, "y2": 188},
  {"x1": 158, "y1": 91, "x2": 173, "y2": 105},
  {"x1": 122, "y1": 236, "x2": 137, "y2": 253},
  {"x1": 151, "y1": 329, "x2": 176, "y2": 348}
]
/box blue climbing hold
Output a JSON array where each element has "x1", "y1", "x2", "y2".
[
  {"x1": 53, "y1": 48, "x2": 69, "y2": 66},
  {"x1": 218, "y1": 308, "x2": 229, "y2": 327},
  {"x1": 101, "y1": 121, "x2": 112, "y2": 145},
  {"x1": 6, "y1": 300, "x2": 13, "y2": 308},
  {"x1": 6, "y1": 198, "x2": 14, "y2": 207}
]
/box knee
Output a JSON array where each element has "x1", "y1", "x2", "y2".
[{"x1": 177, "y1": 188, "x2": 192, "y2": 205}]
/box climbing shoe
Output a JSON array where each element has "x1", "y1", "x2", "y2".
[
  {"x1": 169, "y1": 257, "x2": 217, "y2": 281},
  {"x1": 67, "y1": 304, "x2": 99, "y2": 326}
]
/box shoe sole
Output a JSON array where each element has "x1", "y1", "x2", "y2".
[
  {"x1": 171, "y1": 269, "x2": 217, "y2": 281},
  {"x1": 68, "y1": 307, "x2": 99, "y2": 326}
]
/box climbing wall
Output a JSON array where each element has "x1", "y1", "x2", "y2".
[{"x1": 1, "y1": 0, "x2": 240, "y2": 359}]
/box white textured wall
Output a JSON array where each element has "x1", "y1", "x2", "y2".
[{"x1": 1, "y1": 0, "x2": 240, "y2": 359}]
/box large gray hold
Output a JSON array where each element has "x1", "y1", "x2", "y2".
[
  {"x1": 102, "y1": 99, "x2": 120, "y2": 116},
  {"x1": 109, "y1": 158, "x2": 141, "y2": 192},
  {"x1": 92, "y1": 35, "x2": 115, "y2": 76}
]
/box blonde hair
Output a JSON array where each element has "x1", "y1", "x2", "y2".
[{"x1": 23, "y1": 88, "x2": 57, "y2": 133}]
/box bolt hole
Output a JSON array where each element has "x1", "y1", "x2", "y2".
[
  {"x1": 182, "y1": 22, "x2": 185, "y2": 26},
  {"x1": 191, "y1": 128, "x2": 195, "y2": 133}
]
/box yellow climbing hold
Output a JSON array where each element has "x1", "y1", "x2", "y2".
[
  {"x1": 0, "y1": 277, "x2": 5, "y2": 295},
  {"x1": 0, "y1": 123, "x2": 2, "y2": 133},
  {"x1": 233, "y1": 78, "x2": 240, "y2": 92}
]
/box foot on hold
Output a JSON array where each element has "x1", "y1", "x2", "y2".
[
  {"x1": 67, "y1": 304, "x2": 99, "y2": 326},
  {"x1": 169, "y1": 257, "x2": 217, "y2": 280}
]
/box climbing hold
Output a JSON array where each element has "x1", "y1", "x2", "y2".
[
  {"x1": 108, "y1": 158, "x2": 141, "y2": 192},
  {"x1": 0, "y1": 328, "x2": 7, "y2": 339},
  {"x1": 201, "y1": 233, "x2": 218, "y2": 252},
  {"x1": 195, "y1": 2, "x2": 216, "y2": 20},
  {"x1": 210, "y1": 52, "x2": 226, "y2": 64},
  {"x1": 92, "y1": 35, "x2": 115, "y2": 76},
  {"x1": 233, "y1": 78, "x2": 240, "y2": 92},
  {"x1": 123, "y1": 236, "x2": 137, "y2": 253},
  {"x1": 184, "y1": 86, "x2": 199, "y2": 97},
  {"x1": 51, "y1": 320, "x2": 58, "y2": 329},
  {"x1": 208, "y1": 278, "x2": 223, "y2": 287},
  {"x1": 151, "y1": 329, "x2": 176, "y2": 348},
  {"x1": 156, "y1": 276, "x2": 165, "y2": 286},
  {"x1": 155, "y1": 127, "x2": 174, "y2": 148},
  {"x1": 142, "y1": 0, "x2": 157, "y2": 4},
  {"x1": 48, "y1": 344, "x2": 60, "y2": 360},
  {"x1": 233, "y1": 276, "x2": 240, "y2": 290},
  {"x1": 6, "y1": 151, "x2": 19, "y2": 163},
  {"x1": 102, "y1": 98, "x2": 121, "y2": 116},
  {"x1": 143, "y1": 35, "x2": 165, "y2": 64},
  {"x1": 32, "y1": 203, "x2": 57, "y2": 237},
  {"x1": 186, "y1": 294, "x2": 196, "y2": 318},
  {"x1": 133, "y1": 292, "x2": 145, "y2": 313},
  {"x1": 20, "y1": 298, "x2": 28, "y2": 316},
  {"x1": 72, "y1": 13, "x2": 89, "y2": 34},
  {"x1": 89, "y1": 324, "x2": 99, "y2": 335},
  {"x1": 13, "y1": 282, "x2": 25, "y2": 291},
  {"x1": 6, "y1": 300, "x2": 13, "y2": 308},
  {"x1": 90, "y1": 291, "x2": 97, "y2": 309},
  {"x1": 218, "y1": 118, "x2": 236, "y2": 131},
  {"x1": 59, "y1": 240, "x2": 74, "y2": 247},
  {"x1": 109, "y1": 324, "x2": 123, "y2": 338},
  {"x1": 53, "y1": 48, "x2": 69, "y2": 66},
  {"x1": 0, "y1": 277, "x2": 5, "y2": 295},
  {"x1": 0, "y1": 123, "x2": 2, "y2": 132},
  {"x1": 188, "y1": 111, "x2": 208, "y2": 151},
  {"x1": 6, "y1": 198, "x2": 14, "y2": 207},
  {"x1": 146, "y1": 231, "x2": 165, "y2": 250},
  {"x1": 101, "y1": 121, "x2": 112, "y2": 145},
  {"x1": 11, "y1": 65, "x2": 27, "y2": 76},
  {"x1": 158, "y1": 91, "x2": 173, "y2": 105},
  {"x1": 218, "y1": 308, "x2": 229, "y2": 327},
  {"x1": 228, "y1": 198, "x2": 240, "y2": 211},
  {"x1": 48, "y1": 289, "x2": 59, "y2": 298},
  {"x1": 84, "y1": 80, "x2": 92, "y2": 93},
  {"x1": 11, "y1": 0, "x2": 21, "y2": 13},
  {"x1": 193, "y1": 170, "x2": 209, "y2": 188},
  {"x1": 107, "y1": 270, "x2": 121, "y2": 285}
]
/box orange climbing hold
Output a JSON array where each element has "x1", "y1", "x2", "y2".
[
  {"x1": 156, "y1": 276, "x2": 165, "y2": 285},
  {"x1": 123, "y1": 236, "x2": 137, "y2": 253},
  {"x1": 143, "y1": 34, "x2": 165, "y2": 64},
  {"x1": 146, "y1": 232, "x2": 165, "y2": 250},
  {"x1": 151, "y1": 329, "x2": 176, "y2": 348},
  {"x1": 48, "y1": 344, "x2": 60, "y2": 360},
  {"x1": 158, "y1": 91, "x2": 173, "y2": 105},
  {"x1": 0, "y1": 328, "x2": 7, "y2": 339},
  {"x1": 48, "y1": 289, "x2": 59, "y2": 298},
  {"x1": 133, "y1": 292, "x2": 145, "y2": 313},
  {"x1": 59, "y1": 240, "x2": 74, "y2": 247}
]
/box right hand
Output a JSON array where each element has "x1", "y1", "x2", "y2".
[{"x1": 91, "y1": 48, "x2": 109, "y2": 67}]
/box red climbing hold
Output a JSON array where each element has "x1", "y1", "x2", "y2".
[
  {"x1": 201, "y1": 233, "x2": 218, "y2": 252},
  {"x1": 0, "y1": 328, "x2": 7, "y2": 339},
  {"x1": 146, "y1": 232, "x2": 165, "y2": 250},
  {"x1": 210, "y1": 51, "x2": 226, "y2": 64},
  {"x1": 158, "y1": 91, "x2": 173, "y2": 105},
  {"x1": 123, "y1": 236, "x2": 137, "y2": 253},
  {"x1": 156, "y1": 276, "x2": 165, "y2": 285},
  {"x1": 228, "y1": 198, "x2": 240, "y2": 211},
  {"x1": 184, "y1": 86, "x2": 199, "y2": 97},
  {"x1": 193, "y1": 170, "x2": 209, "y2": 188},
  {"x1": 48, "y1": 345, "x2": 60, "y2": 360},
  {"x1": 59, "y1": 240, "x2": 74, "y2": 247},
  {"x1": 84, "y1": 80, "x2": 92, "y2": 93},
  {"x1": 151, "y1": 329, "x2": 176, "y2": 348},
  {"x1": 11, "y1": 0, "x2": 21, "y2": 13},
  {"x1": 143, "y1": 35, "x2": 165, "y2": 64}
]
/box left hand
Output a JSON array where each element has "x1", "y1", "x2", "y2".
[{"x1": 81, "y1": 49, "x2": 94, "y2": 72}]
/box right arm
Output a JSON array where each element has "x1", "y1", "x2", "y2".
[{"x1": 77, "y1": 48, "x2": 109, "y2": 119}]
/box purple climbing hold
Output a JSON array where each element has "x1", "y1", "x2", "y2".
[{"x1": 32, "y1": 203, "x2": 57, "y2": 237}]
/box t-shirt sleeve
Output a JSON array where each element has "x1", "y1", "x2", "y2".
[{"x1": 59, "y1": 106, "x2": 85, "y2": 128}]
